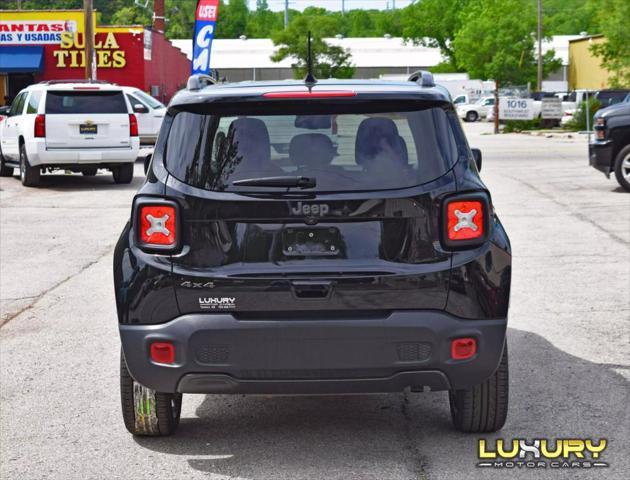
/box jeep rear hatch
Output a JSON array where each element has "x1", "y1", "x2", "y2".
[{"x1": 157, "y1": 98, "x2": 465, "y2": 316}]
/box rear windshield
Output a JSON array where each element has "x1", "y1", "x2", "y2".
[
  {"x1": 45, "y1": 91, "x2": 127, "y2": 114},
  {"x1": 164, "y1": 105, "x2": 461, "y2": 192}
]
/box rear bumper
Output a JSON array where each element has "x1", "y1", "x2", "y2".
[
  {"x1": 26, "y1": 138, "x2": 139, "y2": 166},
  {"x1": 589, "y1": 140, "x2": 614, "y2": 177},
  {"x1": 120, "y1": 311, "x2": 507, "y2": 394}
]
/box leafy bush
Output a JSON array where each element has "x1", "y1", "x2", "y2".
[
  {"x1": 502, "y1": 118, "x2": 542, "y2": 133},
  {"x1": 565, "y1": 98, "x2": 601, "y2": 131}
]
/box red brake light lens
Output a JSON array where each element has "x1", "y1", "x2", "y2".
[
  {"x1": 262, "y1": 90, "x2": 357, "y2": 99},
  {"x1": 451, "y1": 338, "x2": 477, "y2": 360},
  {"x1": 34, "y1": 114, "x2": 46, "y2": 137},
  {"x1": 139, "y1": 204, "x2": 177, "y2": 247},
  {"x1": 150, "y1": 342, "x2": 175, "y2": 364},
  {"x1": 447, "y1": 200, "x2": 484, "y2": 241},
  {"x1": 129, "y1": 114, "x2": 139, "y2": 137}
]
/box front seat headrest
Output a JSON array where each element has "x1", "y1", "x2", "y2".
[
  {"x1": 227, "y1": 117, "x2": 272, "y2": 169},
  {"x1": 355, "y1": 117, "x2": 401, "y2": 167},
  {"x1": 289, "y1": 133, "x2": 336, "y2": 168}
]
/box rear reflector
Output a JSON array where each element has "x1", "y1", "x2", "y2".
[
  {"x1": 263, "y1": 90, "x2": 357, "y2": 99},
  {"x1": 451, "y1": 338, "x2": 477, "y2": 360},
  {"x1": 139, "y1": 204, "x2": 176, "y2": 247},
  {"x1": 129, "y1": 114, "x2": 139, "y2": 137},
  {"x1": 34, "y1": 114, "x2": 46, "y2": 138},
  {"x1": 150, "y1": 342, "x2": 175, "y2": 364}
]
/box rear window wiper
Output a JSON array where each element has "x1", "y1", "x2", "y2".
[{"x1": 232, "y1": 176, "x2": 316, "y2": 189}]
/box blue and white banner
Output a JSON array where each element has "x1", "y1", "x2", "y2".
[{"x1": 191, "y1": 0, "x2": 220, "y2": 75}]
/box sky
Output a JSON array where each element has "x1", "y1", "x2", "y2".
[{"x1": 246, "y1": 0, "x2": 416, "y2": 12}]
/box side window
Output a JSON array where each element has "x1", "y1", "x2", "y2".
[
  {"x1": 10, "y1": 93, "x2": 25, "y2": 116},
  {"x1": 127, "y1": 94, "x2": 149, "y2": 113},
  {"x1": 26, "y1": 91, "x2": 42, "y2": 114}
]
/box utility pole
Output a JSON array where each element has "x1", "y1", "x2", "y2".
[
  {"x1": 83, "y1": 0, "x2": 95, "y2": 81},
  {"x1": 284, "y1": 0, "x2": 289, "y2": 29},
  {"x1": 392, "y1": 0, "x2": 396, "y2": 9},
  {"x1": 342, "y1": 0, "x2": 345, "y2": 15},
  {"x1": 16, "y1": 0, "x2": 22, "y2": 9},
  {"x1": 537, "y1": 0, "x2": 543, "y2": 91}
]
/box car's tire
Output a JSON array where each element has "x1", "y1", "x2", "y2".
[
  {"x1": 19, "y1": 143, "x2": 40, "y2": 187},
  {"x1": 82, "y1": 167, "x2": 98, "y2": 176},
  {"x1": 465, "y1": 111, "x2": 478, "y2": 123},
  {"x1": 0, "y1": 150, "x2": 14, "y2": 177},
  {"x1": 112, "y1": 163, "x2": 134, "y2": 184},
  {"x1": 613, "y1": 145, "x2": 630, "y2": 192},
  {"x1": 449, "y1": 343, "x2": 509, "y2": 433},
  {"x1": 120, "y1": 350, "x2": 182, "y2": 436}
]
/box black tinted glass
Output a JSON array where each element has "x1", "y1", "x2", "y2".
[
  {"x1": 45, "y1": 91, "x2": 127, "y2": 114},
  {"x1": 164, "y1": 107, "x2": 460, "y2": 192}
]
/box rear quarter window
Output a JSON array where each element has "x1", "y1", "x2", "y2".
[
  {"x1": 45, "y1": 91, "x2": 128, "y2": 114},
  {"x1": 26, "y1": 91, "x2": 42, "y2": 114}
]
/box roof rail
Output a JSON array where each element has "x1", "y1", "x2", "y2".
[
  {"x1": 186, "y1": 74, "x2": 217, "y2": 91},
  {"x1": 408, "y1": 70, "x2": 435, "y2": 88},
  {"x1": 38, "y1": 79, "x2": 114, "y2": 85}
]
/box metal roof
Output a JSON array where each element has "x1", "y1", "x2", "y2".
[{"x1": 171, "y1": 35, "x2": 583, "y2": 70}]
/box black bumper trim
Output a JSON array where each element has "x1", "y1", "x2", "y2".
[
  {"x1": 177, "y1": 371, "x2": 450, "y2": 394},
  {"x1": 120, "y1": 311, "x2": 507, "y2": 394},
  {"x1": 589, "y1": 141, "x2": 614, "y2": 176}
]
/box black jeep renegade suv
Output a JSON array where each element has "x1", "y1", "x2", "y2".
[{"x1": 114, "y1": 72, "x2": 512, "y2": 436}]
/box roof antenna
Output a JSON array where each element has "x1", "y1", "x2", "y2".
[{"x1": 304, "y1": 31, "x2": 317, "y2": 86}]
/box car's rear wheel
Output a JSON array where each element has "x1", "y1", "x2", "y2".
[
  {"x1": 0, "y1": 150, "x2": 13, "y2": 177},
  {"x1": 19, "y1": 143, "x2": 40, "y2": 187},
  {"x1": 120, "y1": 350, "x2": 182, "y2": 436},
  {"x1": 613, "y1": 145, "x2": 630, "y2": 192},
  {"x1": 82, "y1": 167, "x2": 98, "y2": 176},
  {"x1": 465, "y1": 111, "x2": 478, "y2": 122},
  {"x1": 112, "y1": 163, "x2": 134, "y2": 184},
  {"x1": 449, "y1": 343, "x2": 509, "y2": 433}
]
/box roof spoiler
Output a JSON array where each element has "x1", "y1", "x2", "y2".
[
  {"x1": 186, "y1": 72, "x2": 220, "y2": 91},
  {"x1": 39, "y1": 79, "x2": 114, "y2": 85},
  {"x1": 408, "y1": 70, "x2": 435, "y2": 88}
]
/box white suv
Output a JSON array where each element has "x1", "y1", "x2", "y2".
[{"x1": 0, "y1": 81, "x2": 140, "y2": 187}]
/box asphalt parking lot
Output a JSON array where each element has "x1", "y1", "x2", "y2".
[{"x1": 1, "y1": 122, "x2": 629, "y2": 480}]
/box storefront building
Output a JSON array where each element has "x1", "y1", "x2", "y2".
[
  {"x1": 568, "y1": 35, "x2": 611, "y2": 90},
  {"x1": 0, "y1": 9, "x2": 191, "y2": 106}
]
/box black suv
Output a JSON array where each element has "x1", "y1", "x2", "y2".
[
  {"x1": 590, "y1": 101, "x2": 630, "y2": 191},
  {"x1": 114, "y1": 72, "x2": 512, "y2": 436}
]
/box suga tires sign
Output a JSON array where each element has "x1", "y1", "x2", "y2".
[{"x1": 191, "y1": 0, "x2": 220, "y2": 75}]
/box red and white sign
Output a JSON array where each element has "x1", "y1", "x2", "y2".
[
  {"x1": 196, "y1": 0, "x2": 219, "y2": 21},
  {"x1": 0, "y1": 21, "x2": 77, "y2": 45}
]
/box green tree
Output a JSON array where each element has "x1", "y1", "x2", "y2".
[
  {"x1": 452, "y1": 0, "x2": 561, "y2": 85},
  {"x1": 403, "y1": 0, "x2": 470, "y2": 69},
  {"x1": 590, "y1": 0, "x2": 630, "y2": 87},
  {"x1": 543, "y1": 0, "x2": 601, "y2": 35},
  {"x1": 347, "y1": 10, "x2": 374, "y2": 37},
  {"x1": 246, "y1": 0, "x2": 284, "y2": 38},
  {"x1": 271, "y1": 15, "x2": 355, "y2": 79},
  {"x1": 215, "y1": 0, "x2": 249, "y2": 39}
]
